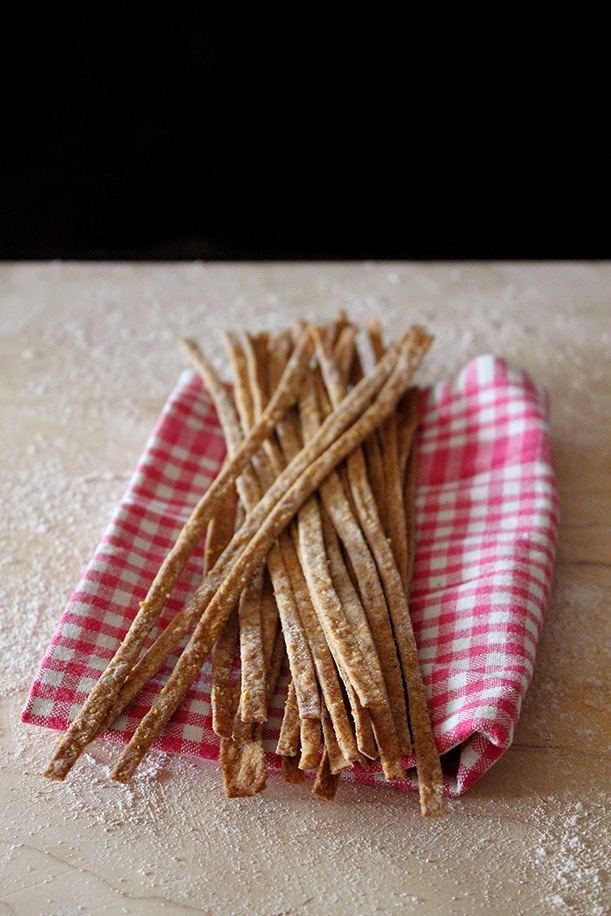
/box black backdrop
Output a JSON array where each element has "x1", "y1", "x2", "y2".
[{"x1": 1, "y1": 10, "x2": 607, "y2": 260}]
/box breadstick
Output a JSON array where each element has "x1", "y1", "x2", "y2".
[
  {"x1": 219, "y1": 734, "x2": 268, "y2": 798},
  {"x1": 298, "y1": 716, "x2": 322, "y2": 772},
  {"x1": 316, "y1": 327, "x2": 443, "y2": 812},
  {"x1": 224, "y1": 332, "x2": 273, "y2": 723},
  {"x1": 332, "y1": 324, "x2": 358, "y2": 384},
  {"x1": 281, "y1": 755, "x2": 305, "y2": 785},
  {"x1": 368, "y1": 320, "x2": 410, "y2": 595},
  {"x1": 396, "y1": 386, "x2": 421, "y2": 479},
  {"x1": 321, "y1": 702, "x2": 352, "y2": 775},
  {"x1": 184, "y1": 337, "x2": 320, "y2": 721},
  {"x1": 312, "y1": 748, "x2": 340, "y2": 801},
  {"x1": 109, "y1": 337, "x2": 425, "y2": 782},
  {"x1": 321, "y1": 510, "x2": 406, "y2": 779},
  {"x1": 236, "y1": 565, "x2": 267, "y2": 723},
  {"x1": 400, "y1": 400, "x2": 420, "y2": 589},
  {"x1": 312, "y1": 329, "x2": 412, "y2": 754},
  {"x1": 44, "y1": 328, "x2": 315, "y2": 781},
  {"x1": 222, "y1": 614, "x2": 284, "y2": 795},
  {"x1": 279, "y1": 534, "x2": 359, "y2": 766},
  {"x1": 295, "y1": 368, "x2": 384, "y2": 709},
  {"x1": 276, "y1": 680, "x2": 301, "y2": 756},
  {"x1": 210, "y1": 605, "x2": 239, "y2": 738}
]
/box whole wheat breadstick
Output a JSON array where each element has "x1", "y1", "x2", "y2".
[
  {"x1": 312, "y1": 748, "x2": 340, "y2": 801},
  {"x1": 184, "y1": 336, "x2": 320, "y2": 721},
  {"x1": 295, "y1": 367, "x2": 384, "y2": 709},
  {"x1": 43, "y1": 329, "x2": 315, "y2": 781},
  {"x1": 321, "y1": 509, "x2": 406, "y2": 780},
  {"x1": 223, "y1": 614, "x2": 284, "y2": 795},
  {"x1": 279, "y1": 533, "x2": 359, "y2": 766},
  {"x1": 400, "y1": 396, "x2": 420, "y2": 589},
  {"x1": 109, "y1": 339, "x2": 424, "y2": 782},
  {"x1": 321, "y1": 702, "x2": 352, "y2": 776},
  {"x1": 219, "y1": 734, "x2": 268, "y2": 798},
  {"x1": 210, "y1": 605, "x2": 240, "y2": 738},
  {"x1": 298, "y1": 716, "x2": 322, "y2": 771},
  {"x1": 314, "y1": 326, "x2": 443, "y2": 812},
  {"x1": 368, "y1": 320, "x2": 410, "y2": 595},
  {"x1": 229, "y1": 332, "x2": 321, "y2": 730},
  {"x1": 224, "y1": 332, "x2": 276, "y2": 724},
  {"x1": 396, "y1": 387, "x2": 421, "y2": 480},
  {"x1": 281, "y1": 754, "x2": 305, "y2": 785},
  {"x1": 333, "y1": 324, "x2": 358, "y2": 384},
  {"x1": 276, "y1": 679, "x2": 301, "y2": 757},
  {"x1": 312, "y1": 329, "x2": 412, "y2": 754},
  {"x1": 235, "y1": 565, "x2": 267, "y2": 723}
]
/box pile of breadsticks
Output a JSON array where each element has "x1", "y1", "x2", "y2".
[{"x1": 44, "y1": 317, "x2": 444, "y2": 817}]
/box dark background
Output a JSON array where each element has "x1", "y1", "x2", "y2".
[{"x1": 1, "y1": 10, "x2": 607, "y2": 261}]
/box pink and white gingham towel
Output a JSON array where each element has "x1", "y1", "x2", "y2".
[{"x1": 22, "y1": 355, "x2": 559, "y2": 796}]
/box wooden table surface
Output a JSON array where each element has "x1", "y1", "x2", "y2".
[{"x1": 1, "y1": 262, "x2": 609, "y2": 916}]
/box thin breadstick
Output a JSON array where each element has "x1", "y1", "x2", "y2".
[
  {"x1": 295, "y1": 368, "x2": 384, "y2": 709},
  {"x1": 109, "y1": 337, "x2": 426, "y2": 782},
  {"x1": 321, "y1": 702, "x2": 352, "y2": 775},
  {"x1": 368, "y1": 320, "x2": 410, "y2": 595},
  {"x1": 236, "y1": 565, "x2": 267, "y2": 723},
  {"x1": 204, "y1": 484, "x2": 239, "y2": 576},
  {"x1": 311, "y1": 331, "x2": 412, "y2": 755},
  {"x1": 312, "y1": 748, "x2": 340, "y2": 801},
  {"x1": 364, "y1": 430, "x2": 388, "y2": 534},
  {"x1": 44, "y1": 329, "x2": 315, "y2": 781},
  {"x1": 402, "y1": 412, "x2": 420, "y2": 590},
  {"x1": 281, "y1": 754, "x2": 305, "y2": 785},
  {"x1": 315, "y1": 327, "x2": 443, "y2": 813},
  {"x1": 210, "y1": 605, "x2": 240, "y2": 738},
  {"x1": 222, "y1": 617, "x2": 284, "y2": 795},
  {"x1": 219, "y1": 734, "x2": 268, "y2": 798},
  {"x1": 332, "y1": 324, "x2": 358, "y2": 384},
  {"x1": 279, "y1": 534, "x2": 359, "y2": 766},
  {"x1": 185, "y1": 337, "x2": 320, "y2": 721},
  {"x1": 396, "y1": 386, "x2": 421, "y2": 479},
  {"x1": 224, "y1": 332, "x2": 271, "y2": 723},
  {"x1": 298, "y1": 716, "x2": 322, "y2": 771},
  {"x1": 321, "y1": 510, "x2": 406, "y2": 779},
  {"x1": 276, "y1": 679, "x2": 301, "y2": 757}
]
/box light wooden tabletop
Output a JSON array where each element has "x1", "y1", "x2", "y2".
[{"x1": 1, "y1": 262, "x2": 609, "y2": 916}]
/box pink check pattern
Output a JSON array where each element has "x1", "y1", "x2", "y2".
[{"x1": 22, "y1": 355, "x2": 559, "y2": 796}]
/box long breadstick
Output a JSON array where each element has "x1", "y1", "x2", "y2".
[
  {"x1": 110, "y1": 339, "x2": 425, "y2": 782},
  {"x1": 279, "y1": 533, "x2": 359, "y2": 766},
  {"x1": 312, "y1": 329, "x2": 413, "y2": 755},
  {"x1": 320, "y1": 509, "x2": 405, "y2": 780},
  {"x1": 221, "y1": 334, "x2": 321, "y2": 721},
  {"x1": 368, "y1": 320, "x2": 410, "y2": 595},
  {"x1": 183, "y1": 339, "x2": 320, "y2": 720},
  {"x1": 276, "y1": 680, "x2": 301, "y2": 757},
  {"x1": 295, "y1": 367, "x2": 384, "y2": 709},
  {"x1": 315, "y1": 329, "x2": 443, "y2": 815},
  {"x1": 210, "y1": 605, "x2": 240, "y2": 738},
  {"x1": 43, "y1": 328, "x2": 315, "y2": 781},
  {"x1": 312, "y1": 748, "x2": 340, "y2": 801}
]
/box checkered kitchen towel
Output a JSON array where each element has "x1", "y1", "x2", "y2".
[{"x1": 22, "y1": 355, "x2": 559, "y2": 796}]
